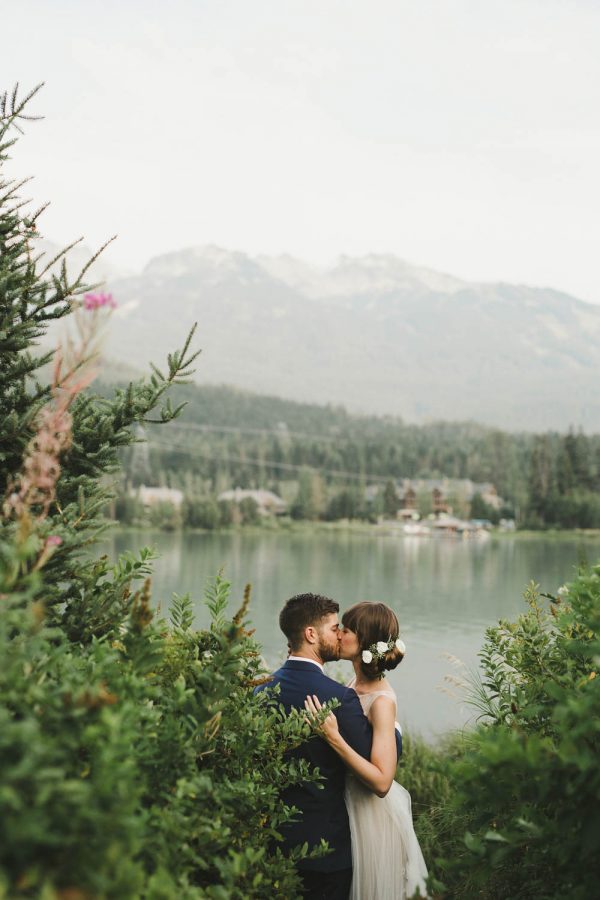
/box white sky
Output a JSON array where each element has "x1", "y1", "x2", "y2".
[{"x1": 3, "y1": 0, "x2": 600, "y2": 302}]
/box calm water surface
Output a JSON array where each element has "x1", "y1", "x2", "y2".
[{"x1": 99, "y1": 529, "x2": 600, "y2": 739}]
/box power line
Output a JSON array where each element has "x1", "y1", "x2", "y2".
[
  {"x1": 157, "y1": 420, "x2": 340, "y2": 443},
  {"x1": 145, "y1": 437, "x2": 390, "y2": 484}
]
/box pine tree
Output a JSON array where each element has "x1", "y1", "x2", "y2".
[
  {"x1": 291, "y1": 466, "x2": 316, "y2": 519},
  {"x1": 0, "y1": 85, "x2": 317, "y2": 897},
  {"x1": 1, "y1": 84, "x2": 200, "y2": 639},
  {"x1": 383, "y1": 478, "x2": 399, "y2": 518}
]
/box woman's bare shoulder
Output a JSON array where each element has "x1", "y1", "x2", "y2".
[{"x1": 369, "y1": 692, "x2": 397, "y2": 721}]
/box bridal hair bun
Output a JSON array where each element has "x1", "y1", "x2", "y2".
[
  {"x1": 341, "y1": 601, "x2": 405, "y2": 680},
  {"x1": 362, "y1": 637, "x2": 406, "y2": 667}
]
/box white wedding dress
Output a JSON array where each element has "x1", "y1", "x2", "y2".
[{"x1": 345, "y1": 682, "x2": 429, "y2": 899}]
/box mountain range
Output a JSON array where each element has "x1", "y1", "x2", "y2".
[{"x1": 46, "y1": 244, "x2": 600, "y2": 432}]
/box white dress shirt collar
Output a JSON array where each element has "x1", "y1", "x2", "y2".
[{"x1": 287, "y1": 655, "x2": 324, "y2": 674}]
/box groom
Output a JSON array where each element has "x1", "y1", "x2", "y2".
[{"x1": 255, "y1": 592, "x2": 402, "y2": 900}]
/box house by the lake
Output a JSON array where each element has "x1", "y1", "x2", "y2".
[
  {"x1": 367, "y1": 478, "x2": 504, "y2": 519},
  {"x1": 134, "y1": 485, "x2": 184, "y2": 509},
  {"x1": 217, "y1": 488, "x2": 287, "y2": 517}
]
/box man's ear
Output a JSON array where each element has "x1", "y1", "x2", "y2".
[{"x1": 304, "y1": 625, "x2": 318, "y2": 645}]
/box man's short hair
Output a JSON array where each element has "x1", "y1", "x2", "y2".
[{"x1": 279, "y1": 592, "x2": 339, "y2": 651}]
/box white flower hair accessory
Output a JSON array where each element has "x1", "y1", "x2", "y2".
[{"x1": 361, "y1": 636, "x2": 406, "y2": 666}]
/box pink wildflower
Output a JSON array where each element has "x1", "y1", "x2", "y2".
[
  {"x1": 83, "y1": 292, "x2": 117, "y2": 311},
  {"x1": 45, "y1": 535, "x2": 63, "y2": 548}
]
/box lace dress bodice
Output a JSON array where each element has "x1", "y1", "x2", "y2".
[{"x1": 348, "y1": 678, "x2": 400, "y2": 731}]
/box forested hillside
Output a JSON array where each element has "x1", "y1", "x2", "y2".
[{"x1": 99, "y1": 381, "x2": 600, "y2": 529}]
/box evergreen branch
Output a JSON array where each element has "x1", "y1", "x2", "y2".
[
  {"x1": 0, "y1": 175, "x2": 33, "y2": 205},
  {"x1": 38, "y1": 236, "x2": 85, "y2": 278},
  {"x1": 5, "y1": 196, "x2": 34, "y2": 216},
  {"x1": 0, "y1": 82, "x2": 44, "y2": 126},
  {"x1": 0, "y1": 137, "x2": 19, "y2": 156},
  {"x1": 0, "y1": 348, "x2": 54, "y2": 386},
  {"x1": 69, "y1": 234, "x2": 117, "y2": 291},
  {"x1": 149, "y1": 362, "x2": 166, "y2": 382},
  {"x1": 26, "y1": 202, "x2": 49, "y2": 226},
  {"x1": 52, "y1": 327, "x2": 201, "y2": 499}
]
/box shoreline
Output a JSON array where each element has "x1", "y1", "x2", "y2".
[{"x1": 103, "y1": 519, "x2": 600, "y2": 541}]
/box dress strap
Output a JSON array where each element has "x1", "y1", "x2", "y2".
[
  {"x1": 365, "y1": 690, "x2": 397, "y2": 705},
  {"x1": 359, "y1": 690, "x2": 397, "y2": 717}
]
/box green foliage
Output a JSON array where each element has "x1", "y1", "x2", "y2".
[
  {"x1": 290, "y1": 469, "x2": 324, "y2": 520},
  {"x1": 183, "y1": 496, "x2": 221, "y2": 529},
  {"x1": 409, "y1": 568, "x2": 600, "y2": 899},
  {"x1": 0, "y1": 83, "x2": 200, "y2": 634},
  {"x1": 0, "y1": 547, "x2": 316, "y2": 897},
  {"x1": 395, "y1": 567, "x2": 600, "y2": 899},
  {"x1": 114, "y1": 491, "x2": 145, "y2": 525},
  {"x1": 397, "y1": 733, "x2": 478, "y2": 898},
  {"x1": 148, "y1": 499, "x2": 181, "y2": 530},
  {"x1": 470, "y1": 492, "x2": 500, "y2": 524},
  {"x1": 101, "y1": 380, "x2": 600, "y2": 530},
  {"x1": 382, "y1": 479, "x2": 399, "y2": 518},
  {"x1": 526, "y1": 431, "x2": 600, "y2": 529},
  {"x1": 324, "y1": 487, "x2": 364, "y2": 521},
  {"x1": 0, "y1": 86, "x2": 319, "y2": 898},
  {"x1": 239, "y1": 495, "x2": 260, "y2": 525}
]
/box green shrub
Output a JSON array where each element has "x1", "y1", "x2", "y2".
[
  {"x1": 239, "y1": 496, "x2": 260, "y2": 525},
  {"x1": 148, "y1": 500, "x2": 181, "y2": 530},
  {"x1": 432, "y1": 571, "x2": 600, "y2": 899},
  {"x1": 0, "y1": 538, "x2": 319, "y2": 897},
  {"x1": 0, "y1": 84, "x2": 320, "y2": 899},
  {"x1": 396, "y1": 732, "x2": 482, "y2": 898},
  {"x1": 183, "y1": 497, "x2": 221, "y2": 530}
]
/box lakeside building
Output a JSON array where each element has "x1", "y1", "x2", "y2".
[
  {"x1": 134, "y1": 484, "x2": 184, "y2": 509},
  {"x1": 217, "y1": 488, "x2": 287, "y2": 517},
  {"x1": 366, "y1": 478, "x2": 504, "y2": 519}
]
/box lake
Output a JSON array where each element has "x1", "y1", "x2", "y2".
[{"x1": 99, "y1": 528, "x2": 600, "y2": 740}]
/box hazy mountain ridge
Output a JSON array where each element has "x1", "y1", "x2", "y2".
[{"x1": 81, "y1": 245, "x2": 600, "y2": 431}]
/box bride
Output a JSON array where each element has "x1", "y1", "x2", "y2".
[{"x1": 305, "y1": 601, "x2": 428, "y2": 900}]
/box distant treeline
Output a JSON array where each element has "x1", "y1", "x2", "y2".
[{"x1": 97, "y1": 381, "x2": 600, "y2": 529}]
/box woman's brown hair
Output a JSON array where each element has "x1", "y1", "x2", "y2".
[{"x1": 341, "y1": 601, "x2": 404, "y2": 680}]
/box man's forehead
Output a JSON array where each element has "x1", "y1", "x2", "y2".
[{"x1": 322, "y1": 612, "x2": 339, "y2": 626}]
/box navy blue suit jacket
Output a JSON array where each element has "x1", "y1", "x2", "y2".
[{"x1": 255, "y1": 659, "x2": 402, "y2": 872}]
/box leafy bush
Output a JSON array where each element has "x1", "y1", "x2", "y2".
[
  {"x1": 239, "y1": 496, "x2": 260, "y2": 525},
  {"x1": 0, "y1": 84, "x2": 319, "y2": 899},
  {"x1": 148, "y1": 499, "x2": 181, "y2": 530},
  {"x1": 0, "y1": 538, "x2": 319, "y2": 898},
  {"x1": 409, "y1": 571, "x2": 600, "y2": 899},
  {"x1": 396, "y1": 732, "x2": 481, "y2": 898},
  {"x1": 114, "y1": 492, "x2": 146, "y2": 525},
  {"x1": 183, "y1": 497, "x2": 221, "y2": 530}
]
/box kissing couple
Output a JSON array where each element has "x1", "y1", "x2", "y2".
[{"x1": 256, "y1": 593, "x2": 428, "y2": 900}]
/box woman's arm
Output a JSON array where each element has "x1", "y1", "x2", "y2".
[{"x1": 305, "y1": 694, "x2": 397, "y2": 797}]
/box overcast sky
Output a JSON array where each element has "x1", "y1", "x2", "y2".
[{"x1": 3, "y1": 0, "x2": 600, "y2": 302}]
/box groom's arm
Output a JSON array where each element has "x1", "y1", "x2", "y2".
[
  {"x1": 335, "y1": 689, "x2": 373, "y2": 760},
  {"x1": 395, "y1": 726, "x2": 403, "y2": 758}
]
